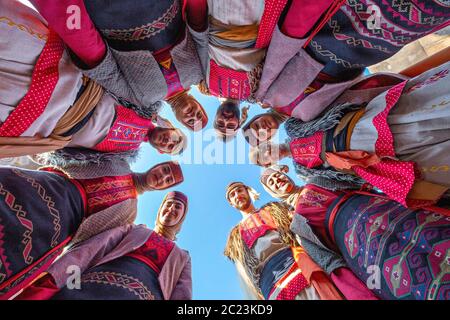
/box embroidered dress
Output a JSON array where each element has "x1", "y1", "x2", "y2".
[
  {"x1": 79, "y1": 0, "x2": 203, "y2": 107},
  {"x1": 238, "y1": 209, "x2": 319, "y2": 300},
  {"x1": 0, "y1": 167, "x2": 85, "y2": 300},
  {"x1": 257, "y1": 0, "x2": 450, "y2": 121},
  {"x1": 326, "y1": 192, "x2": 450, "y2": 300},
  {"x1": 52, "y1": 232, "x2": 174, "y2": 300},
  {"x1": 192, "y1": 0, "x2": 289, "y2": 101},
  {"x1": 0, "y1": 1, "x2": 157, "y2": 157},
  {"x1": 51, "y1": 257, "x2": 163, "y2": 300},
  {"x1": 287, "y1": 62, "x2": 450, "y2": 206}
]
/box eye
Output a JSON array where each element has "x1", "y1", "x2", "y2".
[
  {"x1": 196, "y1": 111, "x2": 202, "y2": 120},
  {"x1": 187, "y1": 119, "x2": 195, "y2": 125},
  {"x1": 166, "y1": 176, "x2": 174, "y2": 184}
]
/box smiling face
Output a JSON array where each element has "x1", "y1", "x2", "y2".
[
  {"x1": 248, "y1": 114, "x2": 279, "y2": 143},
  {"x1": 158, "y1": 199, "x2": 186, "y2": 227},
  {"x1": 177, "y1": 99, "x2": 206, "y2": 131},
  {"x1": 214, "y1": 101, "x2": 240, "y2": 136},
  {"x1": 266, "y1": 171, "x2": 294, "y2": 197},
  {"x1": 228, "y1": 185, "x2": 251, "y2": 211},
  {"x1": 146, "y1": 163, "x2": 176, "y2": 190},
  {"x1": 149, "y1": 128, "x2": 183, "y2": 154}
]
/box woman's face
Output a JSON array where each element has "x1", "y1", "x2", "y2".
[
  {"x1": 158, "y1": 199, "x2": 185, "y2": 227},
  {"x1": 249, "y1": 115, "x2": 279, "y2": 143},
  {"x1": 146, "y1": 163, "x2": 176, "y2": 190},
  {"x1": 149, "y1": 128, "x2": 183, "y2": 154},
  {"x1": 266, "y1": 171, "x2": 294, "y2": 196},
  {"x1": 179, "y1": 100, "x2": 205, "y2": 131}
]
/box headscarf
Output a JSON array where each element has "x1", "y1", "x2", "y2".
[
  {"x1": 260, "y1": 165, "x2": 303, "y2": 208},
  {"x1": 225, "y1": 181, "x2": 260, "y2": 205},
  {"x1": 155, "y1": 191, "x2": 188, "y2": 241},
  {"x1": 168, "y1": 90, "x2": 208, "y2": 131}
]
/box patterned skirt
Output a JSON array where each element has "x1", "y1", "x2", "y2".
[
  {"x1": 0, "y1": 167, "x2": 85, "y2": 299},
  {"x1": 84, "y1": 0, "x2": 184, "y2": 52},
  {"x1": 308, "y1": 0, "x2": 450, "y2": 80},
  {"x1": 52, "y1": 256, "x2": 163, "y2": 300},
  {"x1": 327, "y1": 193, "x2": 450, "y2": 300}
]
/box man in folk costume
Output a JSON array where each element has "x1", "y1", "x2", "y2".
[
  {"x1": 15, "y1": 191, "x2": 192, "y2": 300},
  {"x1": 0, "y1": 0, "x2": 187, "y2": 159},
  {"x1": 30, "y1": 0, "x2": 208, "y2": 132},
  {"x1": 255, "y1": 0, "x2": 450, "y2": 124},
  {"x1": 186, "y1": 0, "x2": 290, "y2": 141},
  {"x1": 260, "y1": 165, "x2": 450, "y2": 300},
  {"x1": 0, "y1": 159, "x2": 184, "y2": 300},
  {"x1": 250, "y1": 61, "x2": 450, "y2": 208},
  {"x1": 224, "y1": 182, "x2": 343, "y2": 300}
]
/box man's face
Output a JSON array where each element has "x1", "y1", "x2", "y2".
[
  {"x1": 178, "y1": 99, "x2": 206, "y2": 131},
  {"x1": 228, "y1": 185, "x2": 251, "y2": 210},
  {"x1": 146, "y1": 163, "x2": 176, "y2": 190},
  {"x1": 214, "y1": 102, "x2": 240, "y2": 135},
  {"x1": 248, "y1": 114, "x2": 279, "y2": 143},
  {"x1": 149, "y1": 128, "x2": 182, "y2": 154},
  {"x1": 159, "y1": 199, "x2": 185, "y2": 227}
]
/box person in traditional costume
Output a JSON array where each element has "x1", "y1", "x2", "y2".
[
  {"x1": 29, "y1": 0, "x2": 208, "y2": 132},
  {"x1": 0, "y1": 0, "x2": 188, "y2": 159},
  {"x1": 187, "y1": 0, "x2": 291, "y2": 140},
  {"x1": 14, "y1": 191, "x2": 191, "y2": 300},
  {"x1": 250, "y1": 62, "x2": 450, "y2": 208},
  {"x1": 260, "y1": 165, "x2": 450, "y2": 300},
  {"x1": 224, "y1": 182, "x2": 343, "y2": 300},
  {"x1": 255, "y1": 0, "x2": 450, "y2": 124},
  {"x1": 260, "y1": 165, "x2": 379, "y2": 299},
  {"x1": 0, "y1": 159, "x2": 184, "y2": 300}
]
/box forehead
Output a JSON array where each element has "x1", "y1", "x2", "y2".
[
  {"x1": 230, "y1": 185, "x2": 247, "y2": 194},
  {"x1": 164, "y1": 199, "x2": 184, "y2": 206}
]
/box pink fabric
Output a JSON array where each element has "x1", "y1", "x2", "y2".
[
  {"x1": 30, "y1": 0, "x2": 106, "y2": 68},
  {"x1": 290, "y1": 131, "x2": 324, "y2": 168},
  {"x1": 255, "y1": 0, "x2": 289, "y2": 49},
  {"x1": 0, "y1": 30, "x2": 64, "y2": 137},
  {"x1": 373, "y1": 81, "x2": 407, "y2": 157},
  {"x1": 14, "y1": 274, "x2": 59, "y2": 300},
  {"x1": 331, "y1": 267, "x2": 379, "y2": 300},
  {"x1": 281, "y1": 0, "x2": 334, "y2": 39},
  {"x1": 239, "y1": 209, "x2": 277, "y2": 249},
  {"x1": 183, "y1": 0, "x2": 208, "y2": 32},
  {"x1": 94, "y1": 105, "x2": 154, "y2": 152},
  {"x1": 295, "y1": 184, "x2": 341, "y2": 250},
  {"x1": 353, "y1": 160, "x2": 417, "y2": 207},
  {"x1": 209, "y1": 60, "x2": 251, "y2": 100}
]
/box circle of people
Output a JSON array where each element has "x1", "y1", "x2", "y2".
[{"x1": 0, "y1": 0, "x2": 449, "y2": 300}]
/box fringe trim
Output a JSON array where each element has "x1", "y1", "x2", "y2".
[
  {"x1": 285, "y1": 103, "x2": 359, "y2": 139},
  {"x1": 32, "y1": 148, "x2": 140, "y2": 168}
]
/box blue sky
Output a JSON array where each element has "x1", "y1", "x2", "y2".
[{"x1": 131, "y1": 87, "x2": 299, "y2": 299}]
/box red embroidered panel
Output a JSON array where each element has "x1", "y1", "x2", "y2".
[
  {"x1": 290, "y1": 131, "x2": 324, "y2": 168},
  {"x1": 255, "y1": 0, "x2": 289, "y2": 49},
  {"x1": 94, "y1": 105, "x2": 154, "y2": 153},
  {"x1": 126, "y1": 232, "x2": 175, "y2": 274},
  {"x1": 77, "y1": 174, "x2": 137, "y2": 215},
  {"x1": 269, "y1": 264, "x2": 309, "y2": 300},
  {"x1": 0, "y1": 30, "x2": 65, "y2": 137},
  {"x1": 240, "y1": 209, "x2": 278, "y2": 249},
  {"x1": 208, "y1": 60, "x2": 251, "y2": 100},
  {"x1": 354, "y1": 81, "x2": 418, "y2": 206}
]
